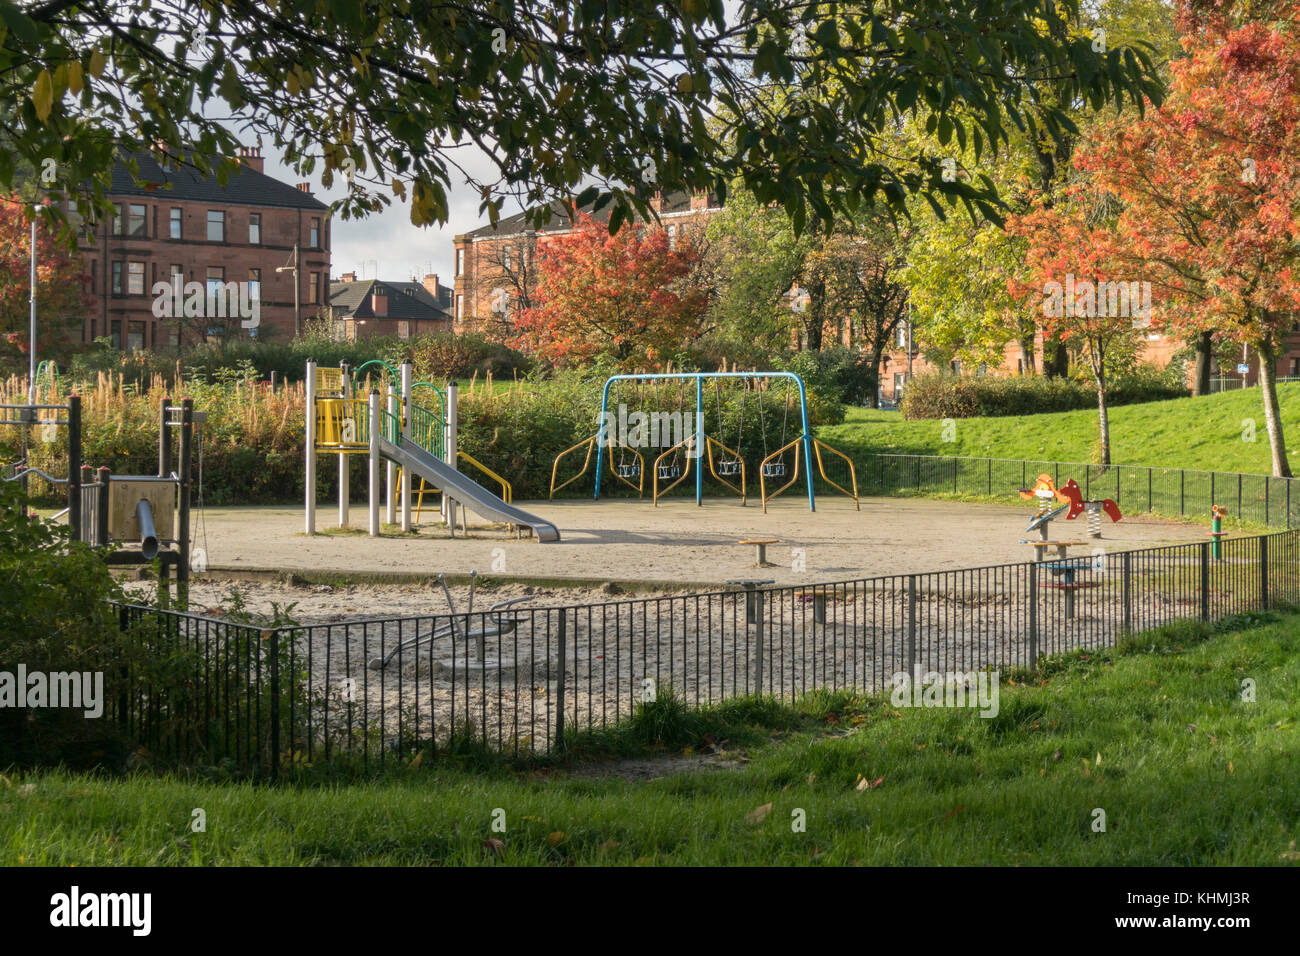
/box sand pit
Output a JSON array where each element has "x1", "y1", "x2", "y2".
[{"x1": 188, "y1": 496, "x2": 1208, "y2": 593}]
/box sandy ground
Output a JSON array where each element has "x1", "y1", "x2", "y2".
[{"x1": 185, "y1": 496, "x2": 1208, "y2": 591}]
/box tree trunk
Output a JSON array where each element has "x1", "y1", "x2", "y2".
[
  {"x1": 1019, "y1": 335, "x2": 1036, "y2": 374},
  {"x1": 864, "y1": 345, "x2": 884, "y2": 409},
  {"x1": 1256, "y1": 340, "x2": 1292, "y2": 477},
  {"x1": 1044, "y1": 340, "x2": 1069, "y2": 378},
  {"x1": 1192, "y1": 331, "x2": 1213, "y2": 396},
  {"x1": 1096, "y1": 383, "x2": 1111, "y2": 466}
]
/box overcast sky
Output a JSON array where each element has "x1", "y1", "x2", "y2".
[{"x1": 259, "y1": 146, "x2": 502, "y2": 287}]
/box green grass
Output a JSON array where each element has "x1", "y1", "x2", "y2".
[
  {"x1": 820, "y1": 382, "x2": 1300, "y2": 475},
  {"x1": 3, "y1": 608, "x2": 1298, "y2": 865}
]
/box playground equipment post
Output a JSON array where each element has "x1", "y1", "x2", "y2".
[
  {"x1": 338, "y1": 362, "x2": 350, "y2": 529},
  {"x1": 400, "y1": 360, "x2": 413, "y2": 532},
  {"x1": 305, "y1": 358, "x2": 317, "y2": 534}
]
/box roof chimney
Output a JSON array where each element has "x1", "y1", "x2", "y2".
[
  {"x1": 236, "y1": 146, "x2": 264, "y2": 174},
  {"x1": 690, "y1": 190, "x2": 709, "y2": 211},
  {"x1": 297, "y1": 182, "x2": 313, "y2": 194},
  {"x1": 340, "y1": 271, "x2": 357, "y2": 283},
  {"x1": 422, "y1": 273, "x2": 440, "y2": 298},
  {"x1": 650, "y1": 190, "x2": 664, "y2": 214},
  {"x1": 371, "y1": 289, "x2": 387, "y2": 316}
]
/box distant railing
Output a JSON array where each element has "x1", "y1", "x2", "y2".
[{"x1": 859, "y1": 453, "x2": 1298, "y2": 528}]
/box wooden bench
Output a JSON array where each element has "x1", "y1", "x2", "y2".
[
  {"x1": 739, "y1": 537, "x2": 780, "y2": 568},
  {"x1": 1020, "y1": 539, "x2": 1088, "y2": 561}
]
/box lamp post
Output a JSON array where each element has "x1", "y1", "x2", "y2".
[{"x1": 276, "y1": 243, "x2": 300, "y2": 337}]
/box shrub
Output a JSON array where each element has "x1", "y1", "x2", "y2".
[{"x1": 901, "y1": 367, "x2": 1187, "y2": 419}]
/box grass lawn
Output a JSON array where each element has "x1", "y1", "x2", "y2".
[
  {"x1": 819, "y1": 382, "x2": 1300, "y2": 475},
  {"x1": 3, "y1": 609, "x2": 1297, "y2": 866}
]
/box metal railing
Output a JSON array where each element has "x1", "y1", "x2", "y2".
[
  {"x1": 860, "y1": 453, "x2": 1299, "y2": 527},
  {"x1": 111, "y1": 527, "x2": 1300, "y2": 773}
]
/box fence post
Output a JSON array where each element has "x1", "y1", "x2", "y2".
[
  {"x1": 1116, "y1": 464, "x2": 1120, "y2": 504},
  {"x1": 1265, "y1": 478, "x2": 1270, "y2": 526},
  {"x1": 555, "y1": 609, "x2": 567, "y2": 752},
  {"x1": 1180, "y1": 470, "x2": 1185, "y2": 517},
  {"x1": 1288, "y1": 480, "x2": 1292, "y2": 528},
  {"x1": 1148, "y1": 467, "x2": 1152, "y2": 513},
  {"x1": 952, "y1": 457, "x2": 958, "y2": 495},
  {"x1": 268, "y1": 628, "x2": 280, "y2": 779},
  {"x1": 1238, "y1": 473, "x2": 1243, "y2": 522},
  {"x1": 1210, "y1": 472, "x2": 1215, "y2": 512},
  {"x1": 907, "y1": 575, "x2": 917, "y2": 676},
  {"x1": 1122, "y1": 551, "x2": 1132, "y2": 635},
  {"x1": 1028, "y1": 563, "x2": 1038, "y2": 670},
  {"x1": 1260, "y1": 535, "x2": 1269, "y2": 611},
  {"x1": 987, "y1": 458, "x2": 992, "y2": 497},
  {"x1": 1200, "y1": 542, "x2": 1210, "y2": 622},
  {"x1": 753, "y1": 588, "x2": 766, "y2": 696}
]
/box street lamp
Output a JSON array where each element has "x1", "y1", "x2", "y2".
[{"x1": 275, "y1": 243, "x2": 300, "y2": 337}]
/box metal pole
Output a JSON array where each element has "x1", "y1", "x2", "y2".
[
  {"x1": 444, "y1": 381, "x2": 458, "y2": 530},
  {"x1": 159, "y1": 395, "x2": 172, "y2": 478},
  {"x1": 178, "y1": 399, "x2": 193, "y2": 605},
  {"x1": 555, "y1": 609, "x2": 567, "y2": 751},
  {"x1": 795, "y1": 373, "x2": 815, "y2": 512},
  {"x1": 304, "y1": 359, "x2": 316, "y2": 535},
  {"x1": 338, "y1": 364, "x2": 350, "y2": 528},
  {"x1": 28, "y1": 218, "x2": 37, "y2": 404},
  {"x1": 594, "y1": 376, "x2": 614, "y2": 500},
  {"x1": 67, "y1": 395, "x2": 81, "y2": 542},
  {"x1": 400, "y1": 360, "x2": 412, "y2": 532},
  {"x1": 385, "y1": 385, "x2": 397, "y2": 525},
  {"x1": 368, "y1": 389, "x2": 380, "y2": 537},
  {"x1": 695, "y1": 373, "x2": 704, "y2": 506}
]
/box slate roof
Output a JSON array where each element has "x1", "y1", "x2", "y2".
[
  {"x1": 107, "y1": 150, "x2": 330, "y2": 211},
  {"x1": 463, "y1": 189, "x2": 715, "y2": 239},
  {"x1": 329, "y1": 279, "x2": 451, "y2": 321}
]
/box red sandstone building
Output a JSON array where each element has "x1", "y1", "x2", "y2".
[
  {"x1": 78, "y1": 148, "x2": 331, "y2": 348},
  {"x1": 451, "y1": 190, "x2": 720, "y2": 327},
  {"x1": 327, "y1": 272, "x2": 453, "y2": 340}
]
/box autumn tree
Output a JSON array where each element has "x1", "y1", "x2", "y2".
[
  {"x1": 0, "y1": 198, "x2": 92, "y2": 369},
  {"x1": 1009, "y1": 193, "x2": 1148, "y2": 465},
  {"x1": 510, "y1": 215, "x2": 708, "y2": 369},
  {"x1": 1078, "y1": 3, "x2": 1300, "y2": 476}
]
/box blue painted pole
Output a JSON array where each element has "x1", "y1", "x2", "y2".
[
  {"x1": 695, "y1": 373, "x2": 704, "y2": 506},
  {"x1": 594, "y1": 376, "x2": 614, "y2": 500},
  {"x1": 795, "y1": 375, "x2": 816, "y2": 512}
]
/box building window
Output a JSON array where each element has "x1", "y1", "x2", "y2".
[
  {"x1": 1291, "y1": 358, "x2": 1300, "y2": 378},
  {"x1": 307, "y1": 271, "x2": 319, "y2": 304},
  {"x1": 248, "y1": 268, "x2": 261, "y2": 302},
  {"x1": 895, "y1": 321, "x2": 908, "y2": 349},
  {"x1": 110, "y1": 320, "x2": 122, "y2": 350},
  {"x1": 455, "y1": 294, "x2": 464, "y2": 320},
  {"x1": 128, "y1": 204, "x2": 147, "y2": 237},
  {"x1": 127, "y1": 321, "x2": 146, "y2": 351},
  {"x1": 206, "y1": 266, "x2": 225, "y2": 302},
  {"x1": 249, "y1": 213, "x2": 261, "y2": 245},
  {"x1": 667, "y1": 225, "x2": 677, "y2": 250},
  {"x1": 207, "y1": 210, "x2": 225, "y2": 242},
  {"x1": 309, "y1": 218, "x2": 320, "y2": 249},
  {"x1": 127, "y1": 261, "x2": 145, "y2": 295},
  {"x1": 111, "y1": 203, "x2": 124, "y2": 236},
  {"x1": 171, "y1": 263, "x2": 184, "y2": 284},
  {"x1": 503, "y1": 247, "x2": 511, "y2": 271},
  {"x1": 169, "y1": 208, "x2": 182, "y2": 239},
  {"x1": 111, "y1": 261, "x2": 124, "y2": 295},
  {"x1": 455, "y1": 248, "x2": 464, "y2": 276}
]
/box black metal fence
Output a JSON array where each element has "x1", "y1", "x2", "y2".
[
  {"x1": 111, "y1": 528, "x2": 1300, "y2": 774},
  {"x1": 860, "y1": 453, "x2": 1299, "y2": 528}
]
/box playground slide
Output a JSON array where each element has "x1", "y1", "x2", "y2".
[{"x1": 377, "y1": 437, "x2": 561, "y2": 543}]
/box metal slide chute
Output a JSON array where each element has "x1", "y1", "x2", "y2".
[{"x1": 377, "y1": 436, "x2": 561, "y2": 543}]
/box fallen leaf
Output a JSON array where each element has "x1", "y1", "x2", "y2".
[
  {"x1": 1052, "y1": 749, "x2": 1062, "y2": 761},
  {"x1": 406, "y1": 751, "x2": 423, "y2": 770},
  {"x1": 546, "y1": 830, "x2": 566, "y2": 846},
  {"x1": 1228, "y1": 761, "x2": 1234, "y2": 774},
  {"x1": 746, "y1": 802, "x2": 773, "y2": 825},
  {"x1": 1095, "y1": 752, "x2": 1101, "y2": 766},
  {"x1": 482, "y1": 838, "x2": 505, "y2": 856},
  {"x1": 807, "y1": 773, "x2": 816, "y2": 785}
]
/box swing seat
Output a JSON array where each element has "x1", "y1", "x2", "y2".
[
  {"x1": 617, "y1": 463, "x2": 641, "y2": 478},
  {"x1": 762, "y1": 461, "x2": 787, "y2": 478},
  {"x1": 658, "y1": 464, "x2": 681, "y2": 480},
  {"x1": 718, "y1": 459, "x2": 742, "y2": 476}
]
